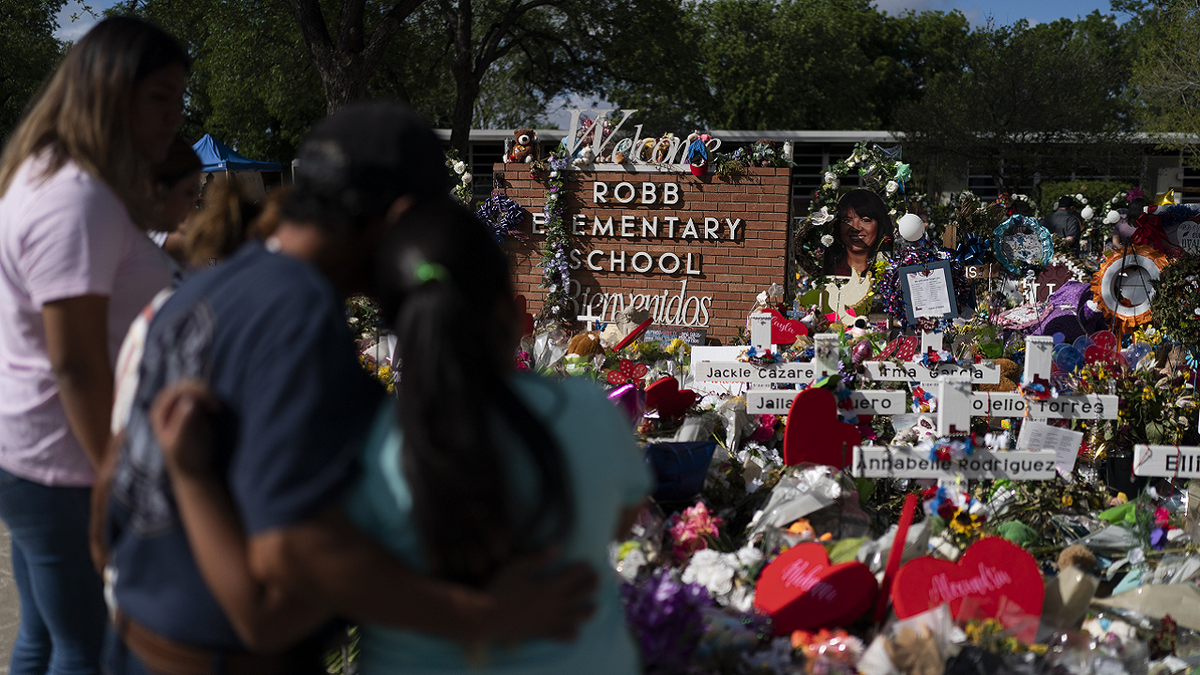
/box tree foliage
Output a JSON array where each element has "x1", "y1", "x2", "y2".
[
  {"x1": 1130, "y1": 0, "x2": 1200, "y2": 167},
  {"x1": 0, "y1": 0, "x2": 66, "y2": 142},
  {"x1": 894, "y1": 14, "x2": 1139, "y2": 195}
]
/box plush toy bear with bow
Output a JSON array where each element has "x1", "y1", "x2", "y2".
[{"x1": 506, "y1": 129, "x2": 539, "y2": 164}]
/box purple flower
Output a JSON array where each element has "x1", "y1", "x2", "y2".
[{"x1": 621, "y1": 570, "x2": 710, "y2": 674}]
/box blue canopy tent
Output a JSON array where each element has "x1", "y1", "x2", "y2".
[{"x1": 191, "y1": 134, "x2": 281, "y2": 172}]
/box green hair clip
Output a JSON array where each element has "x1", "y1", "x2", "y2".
[{"x1": 415, "y1": 261, "x2": 449, "y2": 283}]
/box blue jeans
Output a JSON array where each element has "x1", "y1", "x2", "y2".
[{"x1": 0, "y1": 467, "x2": 107, "y2": 675}]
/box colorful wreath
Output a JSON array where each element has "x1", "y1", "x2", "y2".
[
  {"x1": 992, "y1": 215, "x2": 1053, "y2": 275},
  {"x1": 1150, "y1": 254, "x2": 1200, "y2": 343},
  {"x1": 793, "y1": 142, "x2": 916, "y2": 277},
  {"x1": 476, "y1": 190, "x2": 526, "y2": 244},
  {"x1": 1090, "y1": 246, "x2": 1169, "y2": 331}
]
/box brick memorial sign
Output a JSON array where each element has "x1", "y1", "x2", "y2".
[{"x1": 498, "y1": 164, "x2": 792, "y2": 344}]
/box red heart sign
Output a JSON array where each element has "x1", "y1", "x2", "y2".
[
  {"x1": 781, "y1": 387, "x2": 861, "y2": 468},
  {"x1": 645, "y1": 377, "x2": 697, "y2": 418},
  {"x1": 754, "y1": 543, "x2": 878, "y2": 634},
  {"x1": 765, "y1": 309, "x2": 808, "y2": 344},
  {"x1": 892, "y1": 537, "x2": 1043, "y2": 642},
  {"x1": 605, "y1": 359, "x2": 649, "y2": 386}
]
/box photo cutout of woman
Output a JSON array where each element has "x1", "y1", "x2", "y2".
[{"x1": 822, "y1": 188, "x2": 894, "y2": 276}]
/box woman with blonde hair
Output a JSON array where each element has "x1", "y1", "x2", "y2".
[{"x1": 0, "y1": 16, "x2": 187, "y2": 674}]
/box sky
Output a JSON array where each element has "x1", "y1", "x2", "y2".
[{"x1": 872, "y1": 0, "x2": 1118, "y2": 26}]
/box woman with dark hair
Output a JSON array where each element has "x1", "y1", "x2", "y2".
[
  {"x1": 0, "y1": 16, "x2": 186, "y2": 674},
  {"x1": 149, "y1": 197, "x2": 650, "y2": 673},
  {"x1": 822, "y1": 188, "x2": 894, "y2": 276}
]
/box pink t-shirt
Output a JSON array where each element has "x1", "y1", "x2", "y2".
[{"x1": 0, "y1": 155, "x2": 171, "y2": 486}]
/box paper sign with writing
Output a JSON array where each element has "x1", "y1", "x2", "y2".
[
  {"x1": 862, "y1": 361, "x2": 1001, "y2": 384},
  {"x1": 640, "y1": 325, "x2": 707, "y2": 347},
  {"x1": 1133, "y1": 445, "x2": 1200, "y2": 478},
  {"x1": 851, "y1": 446, "x2": 1058, "y2": 481},
  {"x1": 1017, "y1": 421, "x2": 1084, "y2": 475},
  {"x1": 746, "y1": 389, "x2": 906, "y2": 415}
]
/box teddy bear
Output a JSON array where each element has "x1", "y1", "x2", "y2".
[
  {"x1": 571, "y1": 146, "x2": 595, "y2": 170},
  {"x1": 977, "y1": 358, "x2": 1020, "y2": 392},
  {"x1": 505, "y1": 129, "x2": 539, "y2": 164},
  {"x1": 566, "y1": 331, "x2": 605, "y2": 358}
]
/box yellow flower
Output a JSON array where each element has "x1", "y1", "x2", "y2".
[{"x1": 1061, "y1": 494, "x2": 1073, "y2": 507}]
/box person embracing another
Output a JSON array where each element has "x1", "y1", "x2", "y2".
[
  {"x1": 0, "y1": 17, "x2": 184, "y2": 675},
  {"x1": 101, "y1": 102, "x2": 605, "y2": 675}
]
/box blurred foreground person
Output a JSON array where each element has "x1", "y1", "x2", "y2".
[
  {"x1": 0, "y1": 17, "x2": 184, "y2": 675},
  {"x1": 100, "y1": 102, "x2": 600, "y2": 675},
  {"x1": 155, "y1": 198, "x2": 651, "y2": 674}
]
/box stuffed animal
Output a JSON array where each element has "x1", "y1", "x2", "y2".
[
  {"x1": 566, "y1": 331, "x2": 605, "y2": 358},
  {"x1": 977, "y1": 358, "x2": 1020, "y2": 392},
  {"x1": 506, "y1": 129, "x2": 539, "y2": 164},
  {"x1": 571, "y1": 146, "x2": 595, "y2": 170}
]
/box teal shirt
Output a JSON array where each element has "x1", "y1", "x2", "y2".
[{"x1": 344, "y1": 374, "x2": 652, "y2": 674}]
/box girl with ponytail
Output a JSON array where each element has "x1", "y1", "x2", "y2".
[{"x1": 151, "y1": 197, "x2": 651, "y2": 673}]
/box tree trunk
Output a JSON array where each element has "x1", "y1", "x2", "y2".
[
  {"x1": 448, "y1": 0, "x2": 476, "y2": 158},
  {"x1": 449, "y1": 78, "x2": 479, "y2": 159},
  {"x1": 286, "y1": 0, "x2": 427, "y2": 115}
]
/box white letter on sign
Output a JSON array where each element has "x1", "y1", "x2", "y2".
[
  {"x1": 663, "y1": 183, "x2": 679, "y2": 204},
  {"x1": 614, "y1": 182, "x2": 636, "y2": 204},
  {"x1": 641, "y1": 182, "x2": 657, "y2": 204},
  {"x1": 592, "y1": 181, "x2": 608, "y2": 204}
]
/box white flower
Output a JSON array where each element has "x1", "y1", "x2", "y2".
[
  {"x1": 453, "y1": 161, "x2": 465, "y2": 174},
  {"x1": 886, "y1": 180, "x2": 899, "y2": 195},
  {"x1": 616, "y1": 549, "x2": 646, "y2": 581},
  {"x1": 461, "y1": 173, "x2": 472, "y2": 184},
  {"x1": 736, "y1": 546, "x2": 763, "y2": 567},
  {"x1": 824, "y1": 171, "x2": 837, "y2": 184},
  {"x1": 811, "y1": 206, "x2": 834, "y2": 226},
  {"x1": 820, "y1": 234, "x2": 835, "y2": 247},
  {"x1": 682, "y1": 549, "x2": 736, "y2": 598},
  {"x1": 756, "y1": 290, "x2": 768, "y2": 304},
  {"x1": 728, "y1": 585, "x2": 755, "y2": 613},
  {"x1": 1075, "y1": 193, "x2": 1086, "y2": 204},
  {"x1": 550, "y1": 170, "x2": 559, "y2": 179}
]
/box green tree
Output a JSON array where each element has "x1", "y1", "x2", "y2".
[
  {"x1": 602, "y1": 0, "x2": 972, "y2": 133},
  {"x1": 894, "y1": 14, "x2": 1138, "y2": 197},
  {"x1": 1130, "y1": 0, "x2": 1200, "y2": 167},
  {"x1": 0, "y1": 0, "x2": 66, "y2": 142}
]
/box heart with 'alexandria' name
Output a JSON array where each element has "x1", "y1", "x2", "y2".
[
  {"x1": 754, "y1": 543, "x2": 877, "y2": 634},
  {"x1": 892, "y1": 537, "x2": 1043, "y2": 642}
]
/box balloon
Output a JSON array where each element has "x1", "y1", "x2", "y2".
[
  {"x1": 1080, "y1": 206, "x2": 1094, "y2": 220},
  {"x1": 897, "y1": 213, "x2": 925, "y2": 242},
  {"x1": 852, "y1": 340, "x2": 874, "y2": 364},
  {"x1": 1105, "y1": 210, "x2": 1121, "y2": 225},
  {"x1": 1158, "y1": 189, "x2": 1177, "y2": 206}
]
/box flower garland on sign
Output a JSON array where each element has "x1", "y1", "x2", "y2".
[
  {"x1": 475, "y1": 187, "x2": 526, "y2": 244},
  {"x1": 444, "y1": 150, "x2": 473, "y2": 205},
  {"x1": 536, "y1": 149, "x2": 574, "y2": 324},
  {"x1": 794, "y1": 141, "x2": 914, "y2": 277},
  {"x1": 1150, "y1": 254, "x2": 1200, "y2": 344}
]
